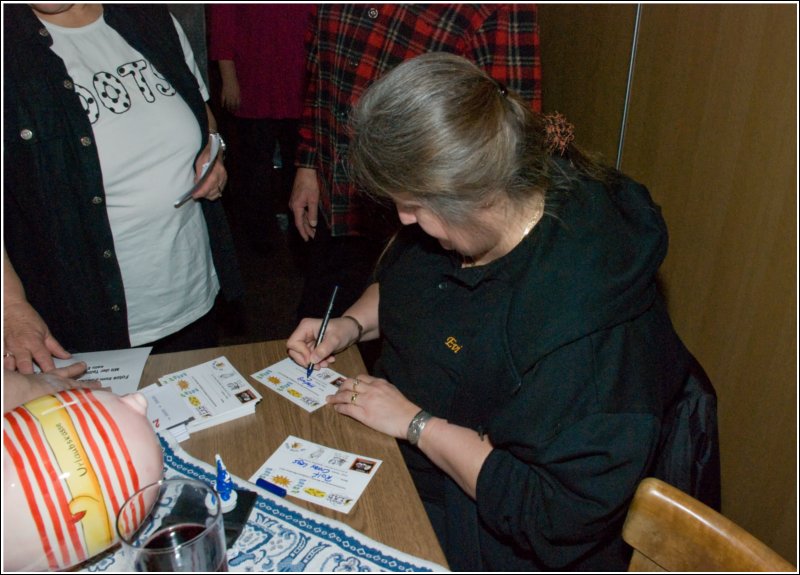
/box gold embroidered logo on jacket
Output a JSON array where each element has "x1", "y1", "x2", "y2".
[{"x1": 445, "y1": 336, "x2": 462, "y2": 353}]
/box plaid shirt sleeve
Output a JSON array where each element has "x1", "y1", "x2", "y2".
[
  {"x1": 467, "y1": 4, "x2": 542, "y2": 112},
  {"x1": 297, "y1": 6, "x2": 320, "y2": 169},
  {"x1": 295, "y1": 4, "x2": 542, "y2": 237}
]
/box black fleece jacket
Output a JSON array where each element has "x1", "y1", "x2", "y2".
[{"x1": 374, "y1": 174, "x2": 707, "y2": 571}]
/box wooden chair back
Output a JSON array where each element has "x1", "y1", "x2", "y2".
[{"x1": 622, "y1": 478, "x2": 794, "y2": 572}]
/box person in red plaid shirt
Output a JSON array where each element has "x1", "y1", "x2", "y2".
[{"x1": 289, "y1": 4, "x2": 542, "y2": 321}]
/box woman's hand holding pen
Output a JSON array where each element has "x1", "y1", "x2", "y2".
[{"x1": 286, "y1": 316, "x2": 361, "y2": 372}]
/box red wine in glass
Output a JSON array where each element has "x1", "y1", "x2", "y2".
[{"x1": 135, "y1": 524, "x2": 228, "y2": 572}]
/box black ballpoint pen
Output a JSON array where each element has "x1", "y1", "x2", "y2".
[{"x1": 307, "y1": 285, "x2": 339, "y2": 378}]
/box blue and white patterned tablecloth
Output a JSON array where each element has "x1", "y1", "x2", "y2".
[{"x1": 83, "y1": 434, "x2": 448, "y2": 572}]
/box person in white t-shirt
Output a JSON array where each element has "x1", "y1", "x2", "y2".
[{"x1": 3, "y1": 4, "x2": 240, "y2": 373}]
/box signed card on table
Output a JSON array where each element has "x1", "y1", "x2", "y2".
[
  {"x1": 251, "y1": 357, "x2": 346, "y2": 412},
  {"x1": 249, "y1": 435, "x2": 382, "y2": 514}
]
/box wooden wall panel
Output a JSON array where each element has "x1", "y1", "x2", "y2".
[
  {"x1": 622, "y1": 4, "x2": 797, "y2": 562},
  {"x1": 539, "y1": 3, "x2": 797, "y2": 564},
  {"x1": 538, "y1": 4, "x2": 635, "y2": 164}
]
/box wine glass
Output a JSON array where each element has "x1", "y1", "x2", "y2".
[{"x1": 116, "y1": 478, "x2": 228, "y2": 571}]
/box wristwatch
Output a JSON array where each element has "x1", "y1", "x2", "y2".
[{"x1": 406, "y1": 410, "x2": 433, "y2": 446}]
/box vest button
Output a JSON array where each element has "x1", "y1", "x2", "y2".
[
  {"x1": 111, "y1": 304, "x2": 121, "y2": 312},
  {"x1": 20, "y1": 129, "x2": 33, "y2": 140},
  {"x1": 80, "y1": 136, "x2": 92, "y2": 146},
  {"x1": 63, "y1": 79, "x2": 74, "y2": 90},
  {"x1": 368, "y1": 8, "x2": 379, "y2": 19},
  {"x1": 38, "y1": 27, "x2": 49, "y2": 37},
  {"x1": 103, "y1": 249, "x2": 112, "y2": 259},
  {"x1": 92, "y1": 196, "x2": 104, "y2": 205}
]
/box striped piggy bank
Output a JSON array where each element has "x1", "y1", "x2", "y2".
[{"x1": 3, "y1": 389, "x2": 163, "y2": 571}]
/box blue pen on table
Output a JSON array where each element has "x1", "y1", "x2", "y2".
[
  {"x1": 256, "y1": 477, "x2": 287, "y2": 497},
  {"x1": 307, "y1": 285, "x2": 339, "y2": 378}
]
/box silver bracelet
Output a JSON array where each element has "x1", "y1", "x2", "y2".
[
  {"x1": 341, "y1": 315, "x2": 363, "y2": 343},
  {"x1": 406, "y1": 409, "x2": 433, "y2": 446}
]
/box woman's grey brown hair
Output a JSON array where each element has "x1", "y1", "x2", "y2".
[{"x1": 348, "y1": 52, "x2": 615, "y2": 224}]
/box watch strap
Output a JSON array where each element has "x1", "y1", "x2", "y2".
[{"x1": 406, "y1": 409, "x2": 433, "y2": 446}]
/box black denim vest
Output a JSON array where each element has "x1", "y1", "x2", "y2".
[{"x1": 3, "y1": 5, "x2": 242, "y2": 351}]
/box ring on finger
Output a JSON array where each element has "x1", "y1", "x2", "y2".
[
  {"x1": 3, "y1": 352, "x2": 13, "y2": 358},
  {"x1": 353, "y1": 378, "x2": 361, "y2": 390},
  {"x1": 350, "y1": 392, "x2": 358, "y2": 405}
]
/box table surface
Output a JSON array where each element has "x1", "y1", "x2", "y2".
[{"x1": 140, "y1": 340, "x2": 448, "y2": 568}]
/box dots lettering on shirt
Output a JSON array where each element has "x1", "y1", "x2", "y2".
[
  {"x1": 68, "y1": 61, "x2": 176, "y2": 123},
  {"x1": 117, "y1": 59, "x2": 155, "y2": 103},
  {"x1": 93, "y1": 71, "x2": 131, "y2": 114}
]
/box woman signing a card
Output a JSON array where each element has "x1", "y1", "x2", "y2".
[{"x1": 287, "y1": 53, "x2": 719, "y2": 572}]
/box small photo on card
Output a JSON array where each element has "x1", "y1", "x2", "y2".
[{"x1": 350, "y1": 458, "x2": 378, "y2": 474}]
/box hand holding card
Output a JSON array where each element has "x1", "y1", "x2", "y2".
[{"x1": 174, "y1": 132, "x2": 222, "y2": 208}]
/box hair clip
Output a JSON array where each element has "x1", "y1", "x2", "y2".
[
  {"x1": 543, "y1": 112, "x2": 575, "y2": 156},
  {"x1": 493, "y1": 79, "x2": 508, "y2": 97}
]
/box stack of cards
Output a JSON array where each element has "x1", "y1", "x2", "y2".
[{"x1": 142, "y1": 356, "x2": 263, "y2": 441}]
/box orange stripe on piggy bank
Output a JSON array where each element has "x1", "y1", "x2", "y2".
[{"x1": 3, "y1": 389, "x2": 163, "y2": 571}]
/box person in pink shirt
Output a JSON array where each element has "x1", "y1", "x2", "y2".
[{"x1": 208, "y1": 4, "x2": 313, "y2": 253}]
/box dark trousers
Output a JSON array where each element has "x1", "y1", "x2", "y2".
[
  {"x1": 295, "y1": 222, "x2": 386, "y2": 321},
  {"x1": 147, "y1": 304, "x2": 218, "y2": 355},
  {"x1": 235, "y1": 117, "x2": 299, "y2": 246},
  {"x1": 295, "y1": 223, "x2": 387, "y2": 370}
]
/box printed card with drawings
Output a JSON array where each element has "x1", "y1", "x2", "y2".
[
  {"x1": 251, "y1": 357, "x2": 346, "y2": 412},
  {"x1": 50, "y1": 347, "x2": 152, "y2": 395},
  {"x1": 158, "y1": 356, "x2": 262, "y2": 432},
  {"x1": 139, "y1": 382, "x2": 193, "y2": 434},
  {"x1": 249, "y1": 435, "x2": 382, "y2": 514}
]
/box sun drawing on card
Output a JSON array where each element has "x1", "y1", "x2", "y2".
[
  {"x1": 271, "y1": 475, "x2": 291, "y2": 487},
  {"x1": 267, "y1": 375, "x2": 281, "y2": 385}
]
